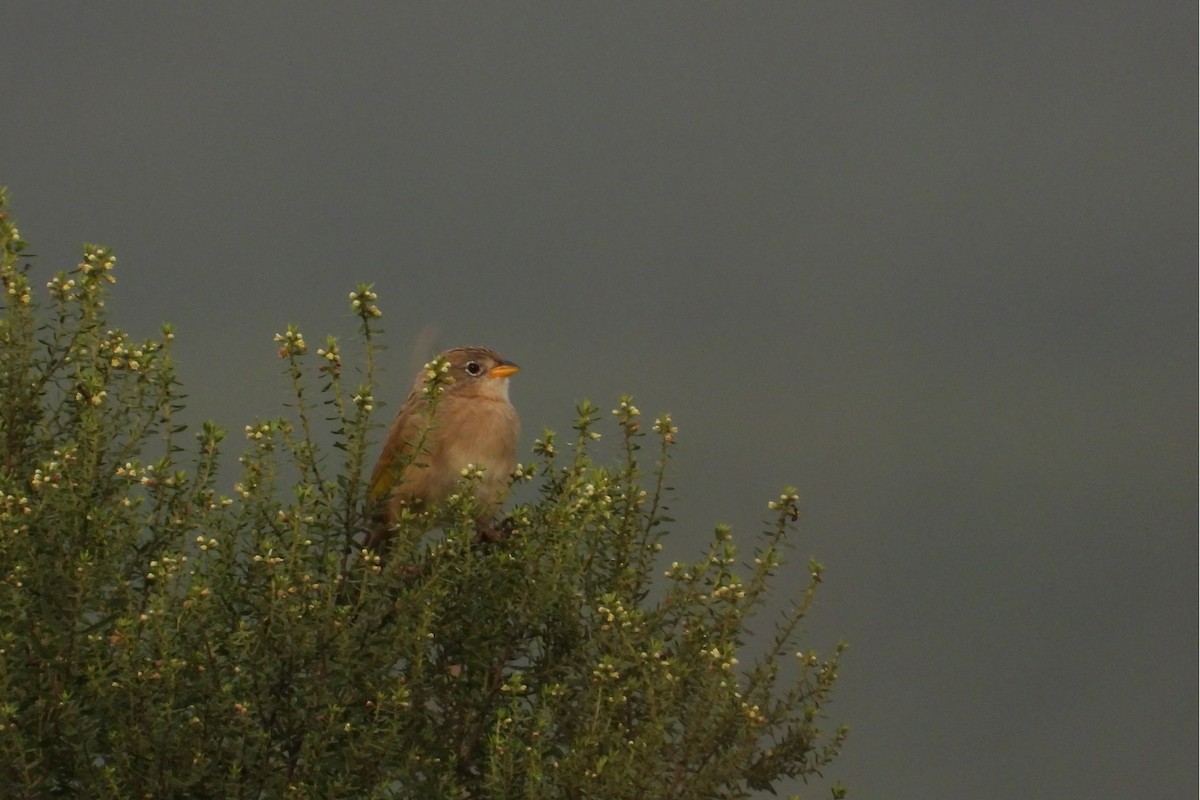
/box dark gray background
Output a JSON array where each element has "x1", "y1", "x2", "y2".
[{"x1": 3, "y1": 4, "x2": 1194, "y2": 797}]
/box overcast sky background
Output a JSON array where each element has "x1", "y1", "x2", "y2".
[{"x1": 3, "y1": 4, "x2": 1195, "y2": 797}]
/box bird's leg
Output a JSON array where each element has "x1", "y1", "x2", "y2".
[{"x1": 474, "y1": 515, "x2": 512, "y2": 543}]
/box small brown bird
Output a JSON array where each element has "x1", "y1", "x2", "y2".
[{"x1": 365, "y1": 347, "x2": 520, "y2": 550}]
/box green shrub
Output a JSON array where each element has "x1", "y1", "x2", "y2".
[{"x1": 0, "y1": 188, "x2": 846, "y2": 799}]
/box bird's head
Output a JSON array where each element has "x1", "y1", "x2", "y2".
[{"x1": 426, "y1": 346, "x2": 519, "y2": 401}]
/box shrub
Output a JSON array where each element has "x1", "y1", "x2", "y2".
[{"x1": 0, "y1": 188, "x2": 846, "y2": 799}]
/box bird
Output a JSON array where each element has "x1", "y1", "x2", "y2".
[{"x1": 364, "y1": 346, "x2": 520, "y2": 551}]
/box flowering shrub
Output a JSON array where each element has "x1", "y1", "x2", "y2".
[{"x1": 0, "y1": 189, "x2": 846, "y2": 799}]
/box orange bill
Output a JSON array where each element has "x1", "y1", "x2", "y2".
[{"x1": 489, "y1": 362, "x2": 520, "y2": 378}]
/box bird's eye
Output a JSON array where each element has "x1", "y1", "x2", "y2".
[{"x1": 464, "y1": 361, "x2": 483, "y2": 376}]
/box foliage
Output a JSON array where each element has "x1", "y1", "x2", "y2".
[{"x1": 0, "y1": 189, "x2": 846, "y2": 799}]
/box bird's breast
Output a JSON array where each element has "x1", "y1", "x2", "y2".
[{"x1": 431, "y1": 395, "x2": 519, "y2": 501}]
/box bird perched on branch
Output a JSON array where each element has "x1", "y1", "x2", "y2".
[{"x1": 365, "y1": 347, "x2": 520, "y2": 550}]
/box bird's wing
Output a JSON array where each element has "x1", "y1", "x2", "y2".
[{"x1": 367, "y1": 392, "x2": 426, "y2": 503}]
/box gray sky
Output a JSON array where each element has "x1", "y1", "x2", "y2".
[{"x1": 3, "y1": 3, "x2": 1195, "y2": 797}]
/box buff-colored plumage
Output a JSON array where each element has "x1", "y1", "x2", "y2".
[{"x1": 365, "y1": 347, "x2": 519, "y2": 550}]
